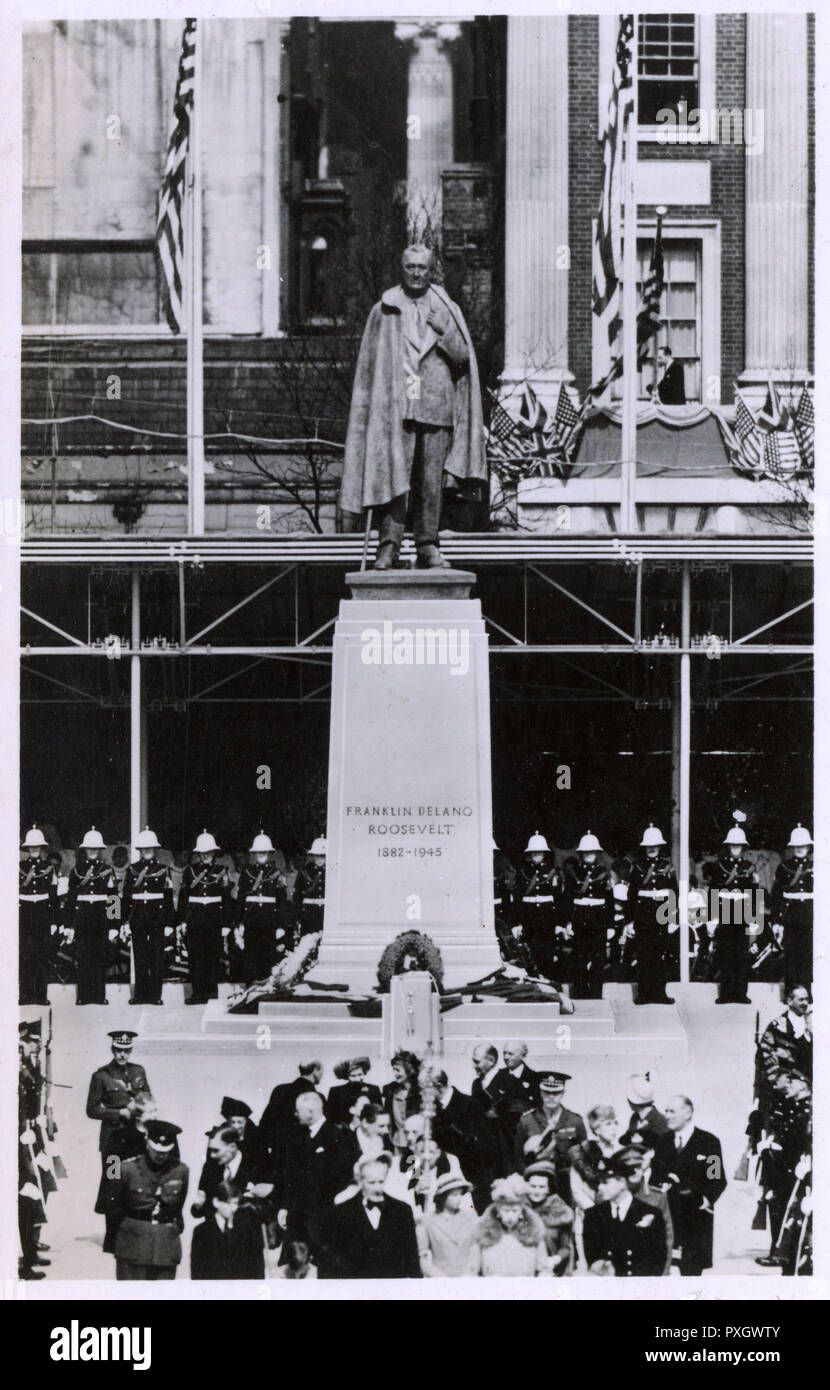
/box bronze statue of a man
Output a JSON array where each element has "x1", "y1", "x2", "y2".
[{"x1": 338, "y1": 245, "x2": 487, "y2": 570}]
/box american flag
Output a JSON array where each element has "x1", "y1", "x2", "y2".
[
  {"x1": 637, "y1": 213, "x2": 664, "y2": 364},
  {"x1": 733, "y1": 391, "x2": 765, "y2": 472},
  {"x1": 592, "y1": 15, "x2": 635, "y2": 357},
  {"x1": 763, "y1": 429, "x2": 802, "y2": 476},
  {"x1": 793, "y1": 387, "x2": 814, "y2": 470},
  {"x1": 485, "y1": 384, "x2": 582, "y2": 481},
  {"x1": 156, "y1": 19, "x2": 197, "y2": 334}
]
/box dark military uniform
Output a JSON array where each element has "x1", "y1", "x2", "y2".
[
  {"x1": 770, "y1": 854, "x2": 813, "y2": 989},
  {"x1": 513, "y1": 1105, "x2": 587, "y2": 1199},
  {"x1": 122, "y1": 860, "x2": 174, "y2": 1004},
  {"x1": 112, "y1": 1151, "x2": 189, "y2": 1279},
  {"x1": 19, "y1": 858, "x2": 57, "y2": 1005},
  {"x1": 493, "y1": 851, "x2": 531, "y2": 969},
  {"x1": 292, "y1": 860, "x2": 326, "y2": 939},
  {"x1": 561, "y1": 860, "x2": 615, "y2": 999},
  {"x1": 64, "y1": 859, "x2": 118, "y2": 1005},
  {"x1": 179, "y1": 860, "x2": 231, "y2": 1001},
  {"x1": 627, "y1": 853, "x2": 678, "y2": 1003},
  {"x1": 86, "y1": 1056, "x2": 153, "y2": 1251},
  {"x1": 516, "y1": 860, "x2": 560, "y2": 979},
  {"x1": 582, "y1": 1195, "x2": 668, "y2": 1277},
  {"x1": 236, "y1": 862, "x2": 289, "y2": 984},
  {"x1": 702, "y1": 853, "x2": 760, "y2": 1003}
]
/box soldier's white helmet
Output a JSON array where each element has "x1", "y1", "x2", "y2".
[
  {"x1": 640, "y1": 824, "x2": 666, "y2": 847},
  {"x1": 80, "y1": 827, "x2": 106, "y2": 849},
  {"x1": 22, "y1": 826, "x2": 47, "y2": 848},
  {"x1": 525, "y1": 832, "x2": 550, "y2": 853},
  {"x1": 135, "y1": 827, "x2": 161, "y2": 850},
  {"x1": 577, "y1": 831, "x2": 603, "y2": 853},
  {"x1": 309, "y1": 837, "x2": 327, "y2": 856},
  {"x1": 723, "y1": 826, "x2": 748, "y2": 846},
  {"x1": 687, "y1": 888, "x2": 706, "y2": 913},
  {"x1": 249, "y1": 831, "x2": 274, "y2": 853},
  {"x1": 788, "y1": 824, "x2": 813, "y2": 848},
  {"x1": 194, "y1": 830, "x2": 219, "y2": 853}
]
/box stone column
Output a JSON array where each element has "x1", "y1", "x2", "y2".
[
  {"x1": 501, "y1": 15, "x2": 573, "y2": 410},
  {"x1": 395, "y1": 19, "x2": 460, "y2": 242},
  {"x1": 740, "y1": 13, "x2": 809, "y2": 402}
]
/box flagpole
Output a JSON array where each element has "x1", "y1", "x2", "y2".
[
  {"x1": 186, "y1": 22, "x2": 205, "y2": 536},
  {"x1": 621, "y1": 14, "x2": 638, "y2": 533}
]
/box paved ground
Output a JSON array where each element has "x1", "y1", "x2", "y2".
[{"x1": 27, "y1": 981, "x2": 790, "y2": 1285}]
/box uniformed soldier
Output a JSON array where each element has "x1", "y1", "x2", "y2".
[
  {"x1": 236, "y1": 831, "x2": 289, "y2": 984},
  {"x1": 111, "y1": 1120, "x2": 189, "y2": 1280},
  {"x1": 561, "y1": 832, "x2": 615, "y2": 999},
  {"x1": 122, "y1": 828, "x2": 174, "y2": 1006},
  {"x1": 86, "y1": 1030, "x2": 154, "y2": 1252},
  {"x1": 493, "y1": 839, "x2": 533, "y2": 971},
  {"x1": 19, "y1": 1021, "x2": 49, "y2": 1278},
  {"x1": 513, "y1": 1072, "x2": 587, "y2": 1198},
  {"x1": 582, "y1": 1154, "x2": 669, "y2": 1277},
  {"x1": 179, "y1": 830, "x2": 230, "y2": 1004},
  {"x1": 292, "y1": 836, "x2": 327, "y2": 940},
  {"x1": 702, "y1": 817, "x2": 761, "y2": 1004},
  {"x1": 627, "y1": 825, "x2": 678, "y2": 1005},
  {"x1": 19, "y1": 826, "x2": 58, "y2": 1006},
  {"x1": 63, "y1": 828, "x2": 118, "y2": 1006},
  {"x1": 770, "y1": 825, "x2": 813, "y2": 990},
  {"x1": 515, "y1": 833, "x2": 561, "y2": 980}
]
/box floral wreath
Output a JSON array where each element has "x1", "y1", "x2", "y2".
[{"x1": 376, "y1": 931, "x2": 444, "y2": 993}]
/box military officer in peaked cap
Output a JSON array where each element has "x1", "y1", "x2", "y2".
[
  {"x1": 86, "y1": 1031, "x2": 154, "y2": 1252},
  {"x1": 122, "y1": 828, "x2": 175, "y2": 1006},
  {"x1": 111, "y1": 1120, "x2": 188, "y2": 1279},
  {"x1": 63, "y1": 828, "x2": 118, "y2": 1005},
  {"x1": 582, "y1": 1152, "x2": 669, "y2": 1278},
  {"x1": 19, "y1": 826, "x2": 58, "y2": 1006},
  {"x1": 179, "y1": 830, "x2": 231, "y2": 1004},
  {"x1": 627, "y1": 825, "x2": 678, "y2": 1005},
  {"x1": 513, "y1": 1072, "x2": 586, "y2": 1199}
]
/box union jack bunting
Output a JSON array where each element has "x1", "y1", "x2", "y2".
[
  {"x1": 156, "y1": 19, "x2": 197, "y2": 334},
  {"x1": 793, "y1": 387, "x2": 814, "y2": 471}
]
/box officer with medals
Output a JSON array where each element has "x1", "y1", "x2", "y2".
[
  {"x1": 292, "y1": 835, "x2": 327, "y2": 939},
  {"x1": 702, "y1": 815, "x2": 760, "y2": 1004},
  {"x1": 122, "y1": 827, "x2": 174, "y2": 1006},
  {"x1": 64, "y1": 828, "x2": 117, "y2": 1005},
  {"x1": 86, "y1": 1030, "x2": 154, "y2": 1251},
  {"x1": 513, "y1": 1072, "x2": 587, "y2": 1200},
  {"x1": 19, "y1": 826, "x2": 58, "y2": 1006},
  {"x1": 179, "y1": 830, "x2": 230, "y2": 1004},
  {"x1": 770, "y1": 825, "x2": 813, "y2": 989},
  {"x1": 515, "y1": 832, "x2": 560, "y2": 980},
  {"x1": 627, "y1": 825, "x2": 678, "y2": 1005},
  {"x1": 110, "y1": 1120, "x2": 189, "y2": 1280},
  {"x1": 236, "y1": 831, "x2": 289, "y2": 983},
  {"x1": 562, "y1": 832, "x2": 615, "y2": 999}
]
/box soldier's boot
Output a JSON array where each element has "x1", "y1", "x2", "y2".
[{"x1": 374, "y1": 517, "x2": 405, "y2": 570}]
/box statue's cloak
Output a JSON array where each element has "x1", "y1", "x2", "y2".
[{"x1": 338, "y1": 283, "x2": 487, "y2": 521}]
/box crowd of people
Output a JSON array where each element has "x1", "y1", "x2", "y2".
[
  {"x1": 78, "y1": 1034, "x2": 752, "y2": 1281},
  {"x1": 20, "y1": 811, "x2": 812, "y2": 1009}
]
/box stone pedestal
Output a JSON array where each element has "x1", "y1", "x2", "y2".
[{"x1": 312, "y1": 569, "x2": 503, "y2": 991}]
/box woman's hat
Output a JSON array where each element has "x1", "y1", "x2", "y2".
[
  {"x1": 522, "y1": 1160, "x2": 557, "y2": 1182},
  {"x1": 491, "y1": 1173, "x2": 530, "y2": 1205},
  {"x1": 433, "y1": 1173, "x2": 472, "y2": 1200}
]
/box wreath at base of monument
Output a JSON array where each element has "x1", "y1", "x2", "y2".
[{"x1": 376, "y1": 931, "x2": 444, "y2": 993}]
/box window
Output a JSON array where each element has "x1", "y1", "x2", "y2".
[
  {"x1": 611, "y1": 238, "x2": 702, "y2": 403},
  {"x1": 22, "y1": 242, "x2": 162, "y2": 331},
  {"x1": 593, "y1": 222, "x2": 721, "y2": 408},
  {"x1": 638, "y1": 14, "x2": 699, "y2": 125}
]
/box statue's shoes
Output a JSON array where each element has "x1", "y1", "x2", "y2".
[
  {"x1": 373, "y1": 542, "x2": 400, "y2": 570},
  {"x1": 415, "y1": 546, "x2": 450, "y2": 569}
]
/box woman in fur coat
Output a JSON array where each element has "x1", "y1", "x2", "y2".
[{"x1": 467, "y1": 1175, "x2": 549, "y2": 1277}]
